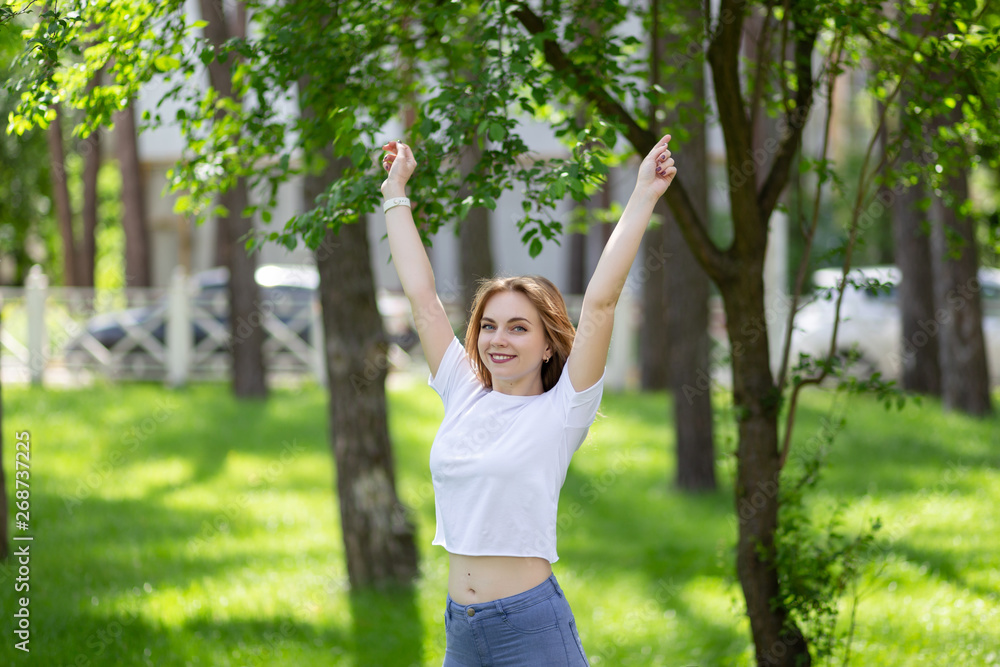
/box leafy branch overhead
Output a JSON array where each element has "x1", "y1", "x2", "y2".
[{"x1": 8, "y1": 1, "x2": 997, "y2": 258}]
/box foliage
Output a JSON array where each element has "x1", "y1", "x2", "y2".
[
  {"x1": 6, "y1": 0, "x2": 1000, "y2": 662},
  {"x1": 774, "y1": 402, "x2": 880, "y2": 664},
  {"x1": 0, "y1": 18, "x2": 55, "y2": 285}
]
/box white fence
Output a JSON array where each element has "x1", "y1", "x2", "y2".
[
  {"x1": 0, "y1": 265, "x2": 641, "y2": 389},
  {"x1": 0, "y1": 265, "x2": 328, "y2": 386}
]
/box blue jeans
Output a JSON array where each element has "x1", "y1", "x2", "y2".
[{"x1": 443, "y1": 574, "x2": 590, "y2": 666}]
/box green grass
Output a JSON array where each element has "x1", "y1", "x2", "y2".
[{"x1": 0, "y1": 378, "x2": 998, "y2": 666}]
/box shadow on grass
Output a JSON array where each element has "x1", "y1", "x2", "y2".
[
  {"x1": 558, "y1": 462, "x2": 749, "y2": 663},
  {"x1": 786, "y1": 396, "x2": 1000, "y2": 498},
  {"x1": 349, "y1": 584, "x2": 425, "y2": 667},
  {"x1": 888, "y1": 541, "x2": 1000, "y2": 602},
  {"x1": 4, "y1": 610, "x2": 355, "y2": 666}
]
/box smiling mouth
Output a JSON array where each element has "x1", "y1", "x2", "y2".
[{"x1": 489, "y1": 353, "x2": 516, "y2": 363}]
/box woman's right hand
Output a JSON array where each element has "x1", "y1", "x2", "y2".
[{"x1": 381, "y1": 140, "x2": 417, "y2": 198}]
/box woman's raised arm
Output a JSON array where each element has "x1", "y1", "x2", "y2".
[
  {"x1": 567, "y1": 135, "x2": 677, "y2": 392},
  {"x1": 381, "y1": 141, "x2": 454, "y2": 377}
]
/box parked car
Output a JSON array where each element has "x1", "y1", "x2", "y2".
[
  {"x1": 787, "y1": 265, "x2": 1000, "y2": 384},
  {"x1": 65, "y1": 264, "x2": 316, "y2": 354},
  {"x1": 63, "y1": 264, "x2": 417, "y2": 376}
]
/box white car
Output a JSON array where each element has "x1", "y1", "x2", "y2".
[{"x1": 787, "y1": 265, "x2": 1000, "y2": 385}]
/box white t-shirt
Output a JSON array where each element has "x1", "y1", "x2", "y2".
[{"x1": 428, "y1": 337, "x2": 605, "y2": 563}]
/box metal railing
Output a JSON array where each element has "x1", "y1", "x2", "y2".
[
  {"x1": 0, "y1": 266, "x2": 325, "y2": 386},
  {"x1": 1, "y1": 265, "x2": 642, "y2": 390}
]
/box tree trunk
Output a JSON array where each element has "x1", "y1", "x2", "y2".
[
  {"x1": 640, "y1": 222, "x2": 670, "y2": 389},
  {"x1": 199, "y1": 0, "x2": 267, "y2": 398},
  {"x1": 650, "y1": 0, "x2": 715, "y2": 489},
  {"x1": 930, "y1": 169, "x2": 992, "y2": 416},
  {"x1": 48, "y1": 104, "x2": 77, "y2": 286},
  {"x1": 79, "y1": 73, "x2": 101, "y2": 288},
  {"x1": 665, "y1": 120, "x2": 715, "y2": 492},
  {"x1": 80, "y1": 131, "x2": 99, "y2": 287},
  {"x1": 640, "y1": 0, "x2": 671, "y2": 392},
  {"x1": 214, "y1": 216, "x2": 231, "y2": 268},
  {"x1": 722, "y1": 268, "x2": 809, "y2": 666},
  {"x1": 714, "y1": 5, "x2": 812, "y2": 662},
  {"x1": 115, "y1": 101, "x2": 151, "y2": 287},
  {"x1": 315, "y1": 219, "x2": 419, "y2": 588},
  {"x1": 891, "y1": 137, "x2": 941, "y2": 395},
  {"x1": 309, "y1": 163, "x2": 419, "y2": 588},
  {"x1": 458, "y1": 144, "x2": 494, "y2": 315},
  {"x1": 513, "y1": 1, "x2": 817, "y2": 660},
  {"x1": 222, "y1": 178, "x2": 267, "y2": 398},
  {"x1": 567, "y1": 228, "x2": 587, "y2": 294}
]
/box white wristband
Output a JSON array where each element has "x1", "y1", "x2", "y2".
[{"x1": 382, "y1": 197, "x2": 411, "y2": 213}]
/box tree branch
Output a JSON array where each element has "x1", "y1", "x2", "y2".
[
  {"x1": 706, "y1": 0, "x2": 758, "y2": 260},
  {"x1": 511, "y1": 1, "x2": 729, "y2": 282},
  {"x1": 757, "y1": 11, "x2": 818, "y2": 220},
  {"x1": 747, "y1": 3, "x2": 777, "y2": 138}
]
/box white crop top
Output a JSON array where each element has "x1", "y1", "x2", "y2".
[{"x1": 428, "y1": 337, "x2": 605, "y2": 563}]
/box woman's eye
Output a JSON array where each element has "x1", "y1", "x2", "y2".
[
  {"x1": 481, "y1": 324, "x2": 494, "y2": 330},
  {"x1": 513, "y1": 326, "x2": 526, "y2": 332}
]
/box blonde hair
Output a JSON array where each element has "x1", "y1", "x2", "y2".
[{"x1": 464, "y1": 276, "x2": 575, "y2": 392}]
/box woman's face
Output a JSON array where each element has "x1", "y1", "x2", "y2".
[{"x1": 478, "y1": 290, "x2": 552, "y2": 396}]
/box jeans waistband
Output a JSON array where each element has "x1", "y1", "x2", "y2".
[{"x1": 446, "y1": 574, "x2": 563, "y2": 620}]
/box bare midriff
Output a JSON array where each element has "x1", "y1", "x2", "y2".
[{"x1": 448, "y1": 553, "x2": 553, "y2": 605}]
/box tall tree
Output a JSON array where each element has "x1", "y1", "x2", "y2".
[
  {"x1": 313, "y1": 204, "x2": 419, "y2": 587},
  {"x1": 197, "y1": 0, "x2": 267, "y2": 398},
  {"x1": 0, "y1": 21, "x2": 53, "y2": 286},
  {"x1": 458, "y1": 142, "x2": 494, "y2": 315},
  {"x1": 930, "y1": 167, "x2": 992, "y2": 415},
  {"x1": 888, "y1": 7, "x2": 944, "y2": 398},
  {"x1": 47, "y1": 104, "x2": 78, "y2": 285},
  {"x1": 652, "y1": 0, "x2": 716, "y2": 491},
  {"x1": 79, "y1": 70, "x2": 100, "y2": 287},
  {"x1": 891, "y1": 128, "x2": 941, "y2": 396},
  {"x1": 925, "y1": 26, "x2": 992, "y2": 416},
  {"x1": 308, "y1": 155, "x2": 418, "y2": 586},
  {"x1": 297, "y1": 18, "x2": 419, "y2": 582},
  {"x1": 640, "y1": 0, "x2": 671, "y2": 392},
  {"x1": 887, "y1": 7, "x2": 994, "y2": 415},
  {"x1": 114, "y1": 101, "x2": 151, "y2": 287}
]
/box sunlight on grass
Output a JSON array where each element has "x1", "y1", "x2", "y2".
[{"x1": 1, "y1": 381, "x2": 998, "y2": 666}]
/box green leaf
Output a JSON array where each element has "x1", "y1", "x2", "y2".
[
  {"x1": 488, "y1": 122, "x2": 506, "y2": 143},
  {"x1": 351, "y1": 143, "x2": 369, "y2": 169},
  {"x1": 529, "y1": 237, "x2": 543, "y2": 257},
  {"x1": 154, "y1": 55, "x2": 180, "y2": 72}
]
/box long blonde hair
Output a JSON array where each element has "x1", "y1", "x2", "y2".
[{"x1": 464, "y1": 276, "x2": 575, "y2": 392}]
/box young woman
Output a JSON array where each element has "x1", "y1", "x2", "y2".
[{"x1": 381, "y1": 136, "x2": 677, "y2": 666}]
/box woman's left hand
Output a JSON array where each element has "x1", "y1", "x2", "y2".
[{"x1": 635, "y1": 134, "x2": 677, "y2": 200}]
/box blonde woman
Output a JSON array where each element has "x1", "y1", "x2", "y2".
[{"x1": 381, "y1": 136, "x2": 677, "y2": 666}]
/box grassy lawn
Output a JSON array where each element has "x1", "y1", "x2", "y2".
[{"x1": 0, "y1": 377, "x2": 998, "y2": 666}]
